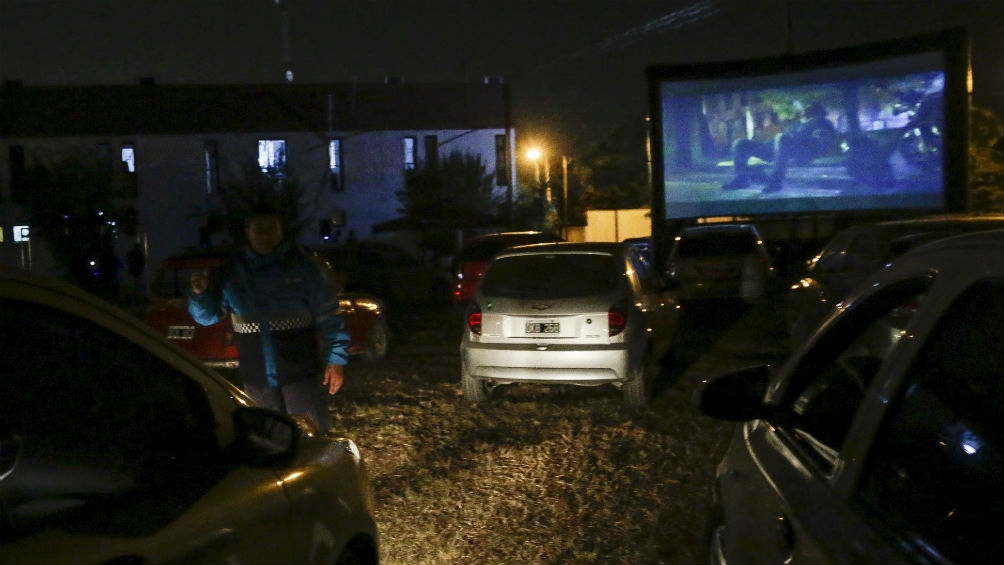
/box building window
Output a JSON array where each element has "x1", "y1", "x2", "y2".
[
  {"x1": 120, "y1": 142, "x2": 137, "y2": 196},
  {"x1": 258, "y1": 139, "x2": 287, "y2": 176},
  {"x1": 403, "y1": 136, "x2": 416, "y2": 170},
  {"x1": 204, "y1": 140, "x2": 219, "y2": 194},
  {"x1": 329, "y1": 138, "x2": 343, "y2": 191},
  {"x1": 8, "y1": 145, "x2": 26, "y2": 203},
  {"x1": 495, "y1": 134, "x2": 509, "y2": 186},
  {"x1": 424, "y1": 135, "x2": 439, "y2": 169}
]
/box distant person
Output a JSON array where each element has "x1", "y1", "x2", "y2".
[
  {"x1": 188, "y1": 203, "x2": 349, "y2": 432},
  {"x1": 723, "y1": 101, "x2": 838, "y2": 193}
]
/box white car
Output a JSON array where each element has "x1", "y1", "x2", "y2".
[
  {"x1": 693, "y1": 229, "x2": 1004, "y2": 564},
  {"x1": 460, "y1": 241, "x2": 680, "y2": 406},
  {"x1": 0, "y1": 266, "x2": 378, "y2": 564}
]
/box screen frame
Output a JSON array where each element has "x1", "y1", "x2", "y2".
[{"x1": 646, "y1": 28, "x2": 970, "y2": 252}]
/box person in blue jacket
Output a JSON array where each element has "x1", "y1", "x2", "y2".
[{"x1": 188, "y1": 204, "x2": 349, "y2": 432}]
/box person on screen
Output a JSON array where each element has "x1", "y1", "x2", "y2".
[{"x1": 722, "y1": 101, "x2": 838, "y2": 193}]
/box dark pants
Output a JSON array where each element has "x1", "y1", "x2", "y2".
[
  {"x1": 244, "y1": 377, "x2": 332, "y2": 433},
  {"x1": 730, "y1": 133, "x2": 822, "y2": 188},
  {"x1": 731, "y1": 138, "x2": 776, "y2": 182}
]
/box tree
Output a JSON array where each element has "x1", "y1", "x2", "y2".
[
  {"x1": 575, "y1": 122, "x2": 651, "y2": 215},
  {"x1": 18, "y1": 144, "x2": 135, "y2": 297},
  {"x1": 969, "y1": 106, "x2": 1004, "y2": 213},
  {"x1": 396, "y1": 150, "x2": 506, "y2": 256},
  {"x1": 217, "y1": 160, "x2": 308, "y2": 246}
]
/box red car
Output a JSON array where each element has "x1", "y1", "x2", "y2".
[
  {"x1": 144, "y1": 248, "x2": 389, "y2": 368},
  {"x1": 451, "y1": 231, "x2": 563, "y2": 307}
]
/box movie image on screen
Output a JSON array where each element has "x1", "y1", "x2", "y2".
[{"x1": 648, "y1": 31, "x2": 967, "y2": 221}]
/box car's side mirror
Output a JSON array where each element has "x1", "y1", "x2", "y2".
[
  {"x1": 229, "y1": 407, "x2": 300, "y2": 466},
  {"x1": 692, "y1": 365, "x2": 774, "y2": 421}
]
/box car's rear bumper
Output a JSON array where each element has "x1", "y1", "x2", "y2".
[{"x1": 461, "y1": 341, "x2": 632, "y2": 385}]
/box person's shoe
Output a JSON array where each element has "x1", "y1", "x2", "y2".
[
  {"x1": 762, "y1": 181, "x2": 783, "y2": 193},
  {"x1": 722, "y1": 178, "x2": 749, "y2": 190}
]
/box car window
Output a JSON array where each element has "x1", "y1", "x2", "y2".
[
  {"x1": 855, "y1": 278, "x2": 1004, "y2": 563},
  {"x1": 1, "y1": 298, "x2": 221, "y2": 508},
  {"x1": 480, "y1": 253, "x2": 623, "y2": 299},
  {"x1": 779, "y1": 276, "x2": 932, "y2": 471}
]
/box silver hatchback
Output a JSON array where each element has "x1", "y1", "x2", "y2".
[{"x1": 459, "y1": 241, "x2": 679, "y2": 406}]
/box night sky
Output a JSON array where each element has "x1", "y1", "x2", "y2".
[{"x1": 2, "y1": 0, "x2": 1001, "y2": 155}]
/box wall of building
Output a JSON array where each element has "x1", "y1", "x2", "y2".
[
  {"x1": 583, "y1": 208, "x2": 652, "y2": 242},
  {"x1": 1, "y1": 125, "x2": 510, "y2": 284}
]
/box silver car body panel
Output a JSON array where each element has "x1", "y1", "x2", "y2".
[{"x1": 711, "y1": 229, "x2": 1004, "y2": 563}]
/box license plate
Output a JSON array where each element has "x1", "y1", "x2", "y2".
[
  {"x1": 525, "y1": 321, "x2": 560, "y2": 334},
  {"x1": 167, "y1": 325, "x2": 195, "y2": 339}
]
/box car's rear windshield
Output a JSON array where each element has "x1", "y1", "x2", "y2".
[
  {"x1": 480, "y1": 253, "x2": 622, "y2": 299},
  {"x1": 459, "y1": 234, "x2": 561, "y2": 262},
  {"x1": 676, "y1": 231, "x2": 758, "y2": 258}
]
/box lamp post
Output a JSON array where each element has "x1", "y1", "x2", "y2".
[{"x1": 561, "y1": 155, "x2": 569, "y2": 237}]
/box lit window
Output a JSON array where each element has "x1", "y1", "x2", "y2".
[
  {"x1": 258, "y1": 139, "x2": 287, "y2": 174},
  {"x1": 403, "y1": 136, "x2": 416, "y2": 170},
  {"x1": 120, "y1": 143, "x2": 136, "y2": 173},
  {"x1": 13, "y1": 225, "x2": 30, "y2": 242}
]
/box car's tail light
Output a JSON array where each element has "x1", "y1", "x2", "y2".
[
  {"x1": 609, "y1": 303, "x2": 628, "y2": 337},
  {"x1": 467, "y1": 305, "x2": 482, "y2": 335}
]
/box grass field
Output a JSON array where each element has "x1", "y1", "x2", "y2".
[{"x1": 327, "y1": 302, "x2": 785, "y2": 565}]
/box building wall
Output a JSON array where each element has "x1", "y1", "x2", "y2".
[
  {"x1": 0, "y1": 126, "x2": 510, "y2": 281},
  {"x1": 583, "y1": 208, "x2": 652, "y2": 242}
]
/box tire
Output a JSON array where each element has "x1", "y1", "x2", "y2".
[
  {"x1": 622, "y1": 349, "x2": 653, "y2": 407},
  {"x1": 361, "y1": 318, "x2": 389, "y2": 362},
  {"x1": 461, "y1": 365, "x2": 489, "y2": 402}
]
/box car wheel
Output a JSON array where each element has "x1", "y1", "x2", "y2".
[
  {"x1": 362, "y1": 318, "x2": 389, "y2": 362},
  {"x1": 703, "y1": 503, "x2": 728, "y2": 565},
  {"x1": 622, "y1": 349, "x2": 652, "y2": 407},
  {"x1": 461, "y1": 365, "x2": 490, "y2": 402}
]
